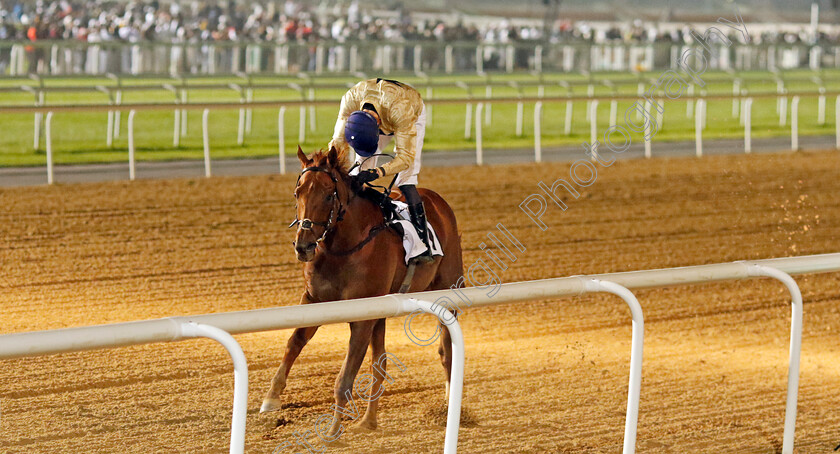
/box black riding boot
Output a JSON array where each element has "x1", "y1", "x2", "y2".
[{"x1": 407, "y1": 201, "x2": 436, "y2": 265}]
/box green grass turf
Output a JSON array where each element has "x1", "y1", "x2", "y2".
[{"x1": 0, "y1": 69, "x2": 838, "y2": 167}]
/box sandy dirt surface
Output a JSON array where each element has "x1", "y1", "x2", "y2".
[{"x1": 1, "y1": 151, "x2": 839, "y2": 453}]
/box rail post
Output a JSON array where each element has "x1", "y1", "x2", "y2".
[
  {"x1": 836, "y1": 95, "x2": 840, "y2": 149},
  {"x1": 107, "y1": 109, "x2": 115, "y2": 147},
  {"x1": 128, "y1": 110, "x2": 136, "y2": 180},
  {"x1": 791, "y1": 96, "x2": 800, "y2": 151},
  {"x1": 162, "y1": 83, "x2": 179, "y2": 146},
  {"x1": 97, "y1": 84, "x2": 116, "y2": 148},
  {"x1": 288, "y1": 83, "x2": 306, "y2": 144},
  {"x1": 178, "y1": 321, "x2": 248, "y2": 454},
  {"x1": 581, "y1": 279, "x2": 644, "y2": 454},
  {"x1": 776, "y1": 78, "x2": 784, "y2": 114},
  {"x1": 114, "y1": 89, "x2": 123, "y2": 138},
  {"x1": 278, "y1": 107, "x2": 286, "y2": 174},
  {"x1": 464, "y1": 102, "x2": 472, "y2": 140},
  {"x1": 180, "y1": 89, "x2": 187, "y2": 136},
  {"x1": 817, "y1": 87, "x2": 826, "y2": 125},
  {"x1": 741, "y1": 264, "x2": 804, "y2": 454},
  {"x1": 508, "y1": 81, "x2": 524, "y2": 137},
  {"x1": 45, "y1": 112, "x2": 54, "y2": 184},
  {"x1": 202, "y1": 109, "x2": 211, "y2": 177},
  {"x1": 534, "y1": 101, "x2": 543, "y2": 163},
  {"x1": 456, "y1": 82, "x2": 472, "y2": 140},
  {"x1": 403, "y1": 299, "x2": 465, "y2": 454},
  {"x1": 34, "y1": 90, "x2": 44, "y2": 149},
  {"x1": 590, "y1": 100, "x2": 598, "y2": 146},
  {"x1": 475, "y1": 103, "x2": 483, "y2": 166},
  {"x1": 779, "y1": 94, "x2": 788, "y2": 127}
]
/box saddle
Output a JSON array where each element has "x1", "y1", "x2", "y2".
[{"x1": 355, "y1": 186, "x2": 404, "y2": 233}]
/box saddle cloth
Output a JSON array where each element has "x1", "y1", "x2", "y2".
[{"x1": 389, "y1": 200, "x2": 444, "y2": 265}]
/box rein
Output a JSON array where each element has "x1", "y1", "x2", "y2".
[
  {"x1": 290, "y1": 165, "x2": 393, "y2": 256},
  {"x1": 327, "y1": 224, "x2": 395, "y2": 256}
]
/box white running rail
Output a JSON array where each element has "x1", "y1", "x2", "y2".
[{"x1": 1, "y1": 253, "x2": 838, "y2": 454}]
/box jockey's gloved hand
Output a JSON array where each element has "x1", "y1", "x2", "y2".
[{"x1": 353, "y1": 168, "x2": 383, "y2": 185}]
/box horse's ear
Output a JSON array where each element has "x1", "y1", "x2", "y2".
[
  {"x1": 297, "y1": 146, "x2": 310, "y2": 168},
  {"x1": 326, "y1": 146, "x2": 339, "y2": 169}
]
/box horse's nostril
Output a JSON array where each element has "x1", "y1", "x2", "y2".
[{"x1": 295, "y1": 242, "x2": 316, "y2": 254}]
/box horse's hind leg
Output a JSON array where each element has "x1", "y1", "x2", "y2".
[
  {"x1": 438, "y1": 320, "x2": 453, "y2": 400},
  {"x1": 261, "y1": 292, "x2": 319, "y2": 413},
  {"x1": 326, "y1": 320, "x2": 375, "y2": 437},
  {"x1": 355, "y1": 318, "x2": 386, "y2": 430}
]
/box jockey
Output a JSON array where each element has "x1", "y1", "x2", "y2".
[{"x1": 327, "y1": 78, "x2": 434, "y2": 265}]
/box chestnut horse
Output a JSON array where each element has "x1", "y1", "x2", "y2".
[{"x1": 261, "y1": 146, "x2": 463, "y2": 436}]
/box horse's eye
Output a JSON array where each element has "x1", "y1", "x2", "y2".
[
  {"x1": 326, "y1": 194, "x2": 334, "y2": 202},
  {"x1": 293, "y1": 193, "x2": 298, "y2": 198}
]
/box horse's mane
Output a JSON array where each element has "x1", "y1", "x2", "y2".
[
  {"x1": 307, "y1": 149, "x2": 389, "y2": 204},
  {"x1": 307, "y1": 149, "x2": 365, "y2": 194},
  {"x1": 309, "y1": 149, "x2": 349, "y2": 174}
]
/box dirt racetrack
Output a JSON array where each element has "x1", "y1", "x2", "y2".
[{"x1": 1, "y1": 150, "x2": 840, "y2": 453}]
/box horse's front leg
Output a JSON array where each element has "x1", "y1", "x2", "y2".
[
  {"x1": 355, "y1": 318, "x2": 386, "y2": 430},
  {"x1": 326, "y1": 320, "x2": 376, "y2": 437},
  {"x1": 261, "y1": 292, "x2": 319, "y2": 413}
]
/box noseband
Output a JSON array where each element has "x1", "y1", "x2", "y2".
[{"x1": 289, "y1": 166, "x2": 345, "y2": 244}]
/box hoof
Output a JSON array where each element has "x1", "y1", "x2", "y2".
[
  {"x1": 260, "y1": 397, "x2": 283, "y2": 413},
  {"x1": 349, "y1": 419, "x2": 378, "y2": 433}
]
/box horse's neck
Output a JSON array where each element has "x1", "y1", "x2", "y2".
[{"x1": 323, "y1": 190, "x2": 383, "y2": 253}]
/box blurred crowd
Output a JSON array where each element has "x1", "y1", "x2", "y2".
[
  {"x1": 0, "y1": 0, "x2": 533, "y2": 44},
  {"x1": 1, "y1": 0, "x2": 837, "y2": 46},
  {"x1": 0, "y1": 0, "x2": 836, "y2": 75}
]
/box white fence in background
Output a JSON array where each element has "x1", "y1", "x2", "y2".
[
  {"x1": 3, "y1": 40, "x2": 840, "y2": 76},
  {"x1": 2, "y1": 89, "x2": 838, "y2": 185},
  {"x1": 1, "y1": 253, "x2": 838, "y2": 453}
]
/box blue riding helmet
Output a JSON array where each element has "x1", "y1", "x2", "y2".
[{"x1": 345, "y1": 110, "x2": 379, "y2": 157}]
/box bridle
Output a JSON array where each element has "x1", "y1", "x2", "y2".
[{"x1": 289, "y1": 166, "x2": 346, "y2": 244}]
